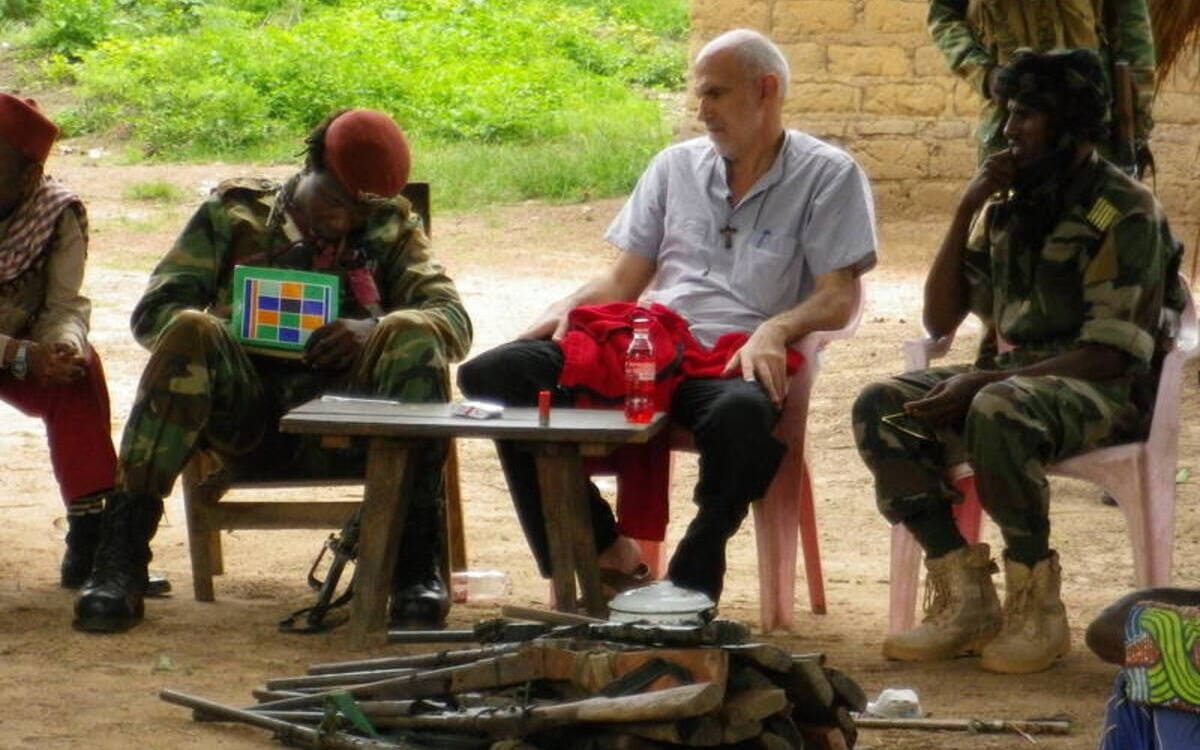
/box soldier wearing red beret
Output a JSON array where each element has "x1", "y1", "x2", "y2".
[
  {"x1": 0, "y1": 93, "x2": 120, "y2": 590},
  {"x1": 76, "y1": 109, "x2": 472, "y2": 633}
]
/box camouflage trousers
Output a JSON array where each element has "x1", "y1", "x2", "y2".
[
  {"x1": 852, "y1": 365, "x2": 1142, "y2": 562},
  {"x1": 117, "y1": 310, "x2": 451, "y2": 515}
]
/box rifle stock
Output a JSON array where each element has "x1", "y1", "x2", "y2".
[
  {"x1": 309, "y1": 509, "x2": 361, "y2": 626},
  {"x1": 1112, "y1": 60, "x2": 1138, "y2": 175},
  {"x1": 279, "y1": 508, "x2": 362, "y2": 633}
]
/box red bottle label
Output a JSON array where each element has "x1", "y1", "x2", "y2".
[{"x1": 624, "y1": 357, "x2": 655, "y2": 423}]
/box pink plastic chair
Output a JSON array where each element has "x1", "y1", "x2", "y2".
[
  {"x1": 888, "y1": 274, "x2": 1199, "y2": 634},
  {"x1": 620, "y1": 276, "x2": 866, "y2": 632}
]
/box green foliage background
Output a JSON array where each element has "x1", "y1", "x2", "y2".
[{"x1": 3, "y1": 0, "x2": 689, "y2": 207}]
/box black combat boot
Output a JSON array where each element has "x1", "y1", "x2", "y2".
[
  {"x1": 389, "y1": 554, "x2": 450, "y2": 630},
  {"x1": 74, "y1": 491, "x2": 163, "y2": 633},
  {"x1": 61, "y1": 495, "x2": 105, "y2": 589},
  {"x1": 388, "y1": 468, "x2": 450, "y2": 629}
]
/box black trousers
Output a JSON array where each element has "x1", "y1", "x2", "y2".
[{"x1": 457, "y1": 339, "x2": 786, "y2": 600}]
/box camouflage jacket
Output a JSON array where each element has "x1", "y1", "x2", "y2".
[
  {"x1": 962, "y1": 153, "x2": 1177, "y2": 400},
  {"x1": 131, "y1": 176, "x2": 472, "y2": 361},
  {"x1": 929, "y1": 0, "x2": 1155, "y2": 154}
]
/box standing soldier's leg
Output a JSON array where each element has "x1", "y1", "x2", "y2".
[
  {"x1": 966, "y1": 375, "x2": 1139, "y2": 673},
  {"x1": 351, "y1": 318, "x2": 453, "y2": 628},
  {"x1": 76, "y1": 311, "x2": 269, "y2": 632},
  {"x1": 853, "y1": 367, "x2": 1002, "y2": 661}
]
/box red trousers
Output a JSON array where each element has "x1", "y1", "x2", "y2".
[{"x1": 0, "y1": 349, "x2": 117, "y2": 505}]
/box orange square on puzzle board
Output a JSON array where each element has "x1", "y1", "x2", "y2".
[
  {"x1": 256, "y1": 310, "x2": 280, "y2": 326},
  {"x1": 281, "y1": 282, "x2": 303, "y2": 298},
  {"x1": 302, "y1": 315, "x2": 324, "y2": 331}
]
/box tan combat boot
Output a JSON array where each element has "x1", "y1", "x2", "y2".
[
  {"x1": 883, "y1": 543, "x2": 1002, "y2": 661},
  {"x1": 980, "y1": 552, "x2": 1071, "y2": 674}
]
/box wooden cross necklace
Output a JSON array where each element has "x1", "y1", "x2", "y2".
[
  {"x1": 719, "y1": 223, "x2": 737, "y2": 249},
  {"x1": 718, "y1": 141, "x2": 786, "y2": 251}
]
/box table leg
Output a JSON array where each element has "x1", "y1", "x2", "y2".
[
  {"x1": 349, "y1": 437, "x2": 412, "y2": 649},
  {"x1": 533, "y1": 445, "x2": 606, "y2": 617}
]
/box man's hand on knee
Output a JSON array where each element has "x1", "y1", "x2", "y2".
[
  {"x1": 721, "y1": 321, "x2": 789, "y2": 405},
  {"x1": 304, "y1": 318, "x2": 377, "y2": 369},
  {"x1": 518, "y1": 301, "x2": 572, "y2": 342}
]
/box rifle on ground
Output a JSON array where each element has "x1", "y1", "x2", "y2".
[
  {"x1": 1112, "y1": 60, "x2": 1140, "y2": 177},
  {"x1": 279, "y1": 507, "x2": 362, "y2": 633}
]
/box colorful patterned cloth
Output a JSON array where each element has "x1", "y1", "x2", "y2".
[{"x1": 1124, "y1": 602, "x2": 1200, "y2": 712}]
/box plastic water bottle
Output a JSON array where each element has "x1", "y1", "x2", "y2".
[
  {"x1": 624, "y1": 315, "x2": 656, "y2": 424},
  {"x1": 450, "y1": 570, "x2": 512, "y2": 604}
]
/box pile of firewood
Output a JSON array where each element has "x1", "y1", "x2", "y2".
[{"x1": 162, "y1": 619, "x2": 866, "y2": 749}]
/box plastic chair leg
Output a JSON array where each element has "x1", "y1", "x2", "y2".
[
  {"x1": 1110, "y1": 460, "x2": 1173, "y2": 587},
  {"x1": 798, "y1": 462, "x2": 826, "y2": 616},
  {"x1": 887, "y1": 472, "x2": 985, "y2": 634},
  {"x1": 951, "y1": 475, "x2": 985, "y2": 544},
  {"x1": 1140, "y1": 461, "x2": 1176, "y2": 586},
  {"x1": 888, "y1": 524, "x2": 924, "y2": 634},
  {"x1": 752, "y1": 489, "x2": 783, "y2": 632},
  {"x1": 753, "y1": 453, "x2": 824, "y2": 633}
]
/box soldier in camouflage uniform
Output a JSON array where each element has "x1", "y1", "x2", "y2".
[
  {"x1": 75, "y1": 110, "x2": 472, "y2": 633},
  {"x1": 929, "y1": 0, "x2": 1156, "y2": 168},
  {"x1": 854, "y1": 50, "x2": 1181, "y2": 674}
]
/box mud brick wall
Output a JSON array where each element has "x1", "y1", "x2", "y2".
[{"x1": 689, "y1": 0, "x2": 1200, "y2": 250}]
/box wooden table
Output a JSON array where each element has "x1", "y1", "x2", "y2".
[{"x1": 280, "y1": 397, "x2": 666, "y2": 648}]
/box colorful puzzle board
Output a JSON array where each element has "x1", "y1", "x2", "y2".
[{"x1": 230, "y1": 265, "x2": 340, "y2": 355}]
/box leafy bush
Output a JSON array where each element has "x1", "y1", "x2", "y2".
[
  {"x1": 61, "y1": 0, "x2": 684, "y2": 158},
  {"x1": 15, "y1": 0, "x2": 688, "y2": 204},
  {"x1": 560, "y1": 0, "x2": 688, "y2": 39},
  {"x1": 0, "y1": 0, "x2": 41, "y2": 22},
  {"x1": 28, "y1": 0, "x2": 113, "y2": 57},
  {"x1": 417, "y1": 101, "x2": 669, "y2": 210}
]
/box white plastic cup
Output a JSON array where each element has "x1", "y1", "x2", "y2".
[
  {"x1": 450, "y1": 570, "x2": 512, "y2": 604},
  {"x1": 866, "y1": 687, "x2": 922, "y2": 719}
]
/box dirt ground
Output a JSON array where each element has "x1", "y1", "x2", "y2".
[{"x1": 0, "y1": 156, "x2": 1197, "y2": 750}]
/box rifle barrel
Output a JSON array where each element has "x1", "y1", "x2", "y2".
[
  {"x1": 1113, "y1": 60, "x2": 1138, "y2": 172},
  {"x1": 306, "y1": 642, "x2": 524, "y2": 675},
  {"x1": 159, "y1": 688, "x2": 415, "y2": 750}
]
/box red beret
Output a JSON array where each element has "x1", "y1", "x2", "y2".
[
  {"x1": 0, "y1": 93, "x2": 59, "y2": 164},
  {"x1": 324, "y1": 109, "x2": 411, "y2": 200}
]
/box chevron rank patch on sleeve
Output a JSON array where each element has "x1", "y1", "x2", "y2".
[{"x1": 1086, "y1": 197, "x2": 1120, "y2": 232}]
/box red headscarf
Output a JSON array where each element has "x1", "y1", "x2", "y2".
[
  {"x1": 324, "y1": 109, "x2": 411, "y2": 200},
  {"x1": 0, "y1": 94, "x2": 59, "y2": 164}
]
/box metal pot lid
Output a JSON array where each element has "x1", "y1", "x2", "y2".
[{"x1": 607, "y1": 581, "x2": 716, "y2": 616}]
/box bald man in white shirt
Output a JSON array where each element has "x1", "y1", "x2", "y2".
[{"x1": 459, "y1": 29, "x2": 878, "y2": 602}]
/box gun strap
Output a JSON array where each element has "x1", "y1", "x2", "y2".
[{"x1": 278, "y1": 584, "x2": 355, "y2": 634}]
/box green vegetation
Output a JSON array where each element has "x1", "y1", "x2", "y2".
[
  {"x1": 6, "y1": 0, "x2": 689, "y2": 208},
  {"x1": 0, "y1": 0, "x2": 40, "y2": 22},
  {"x1": 122, "y1": 179, "x2": 187, "y2": 202}
]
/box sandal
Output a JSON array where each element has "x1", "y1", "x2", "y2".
[{"x1": 599, "y1": 563, "x2": 651, "y2": 599}]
